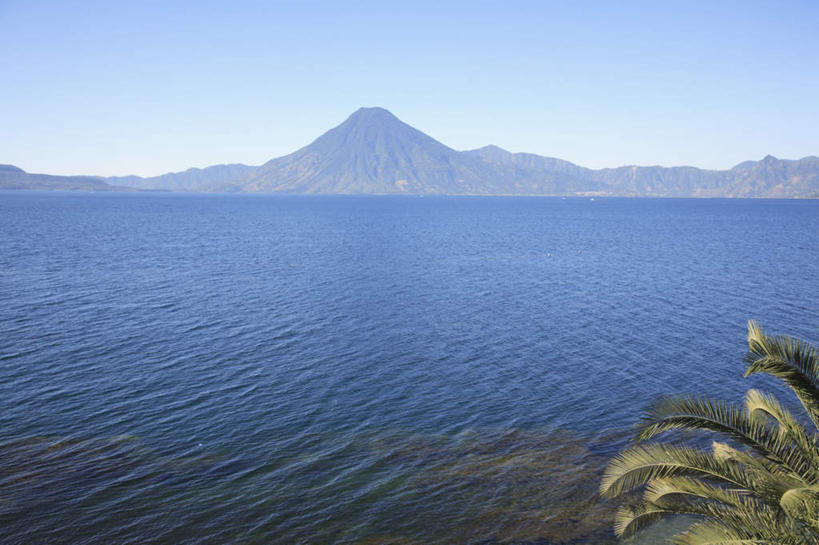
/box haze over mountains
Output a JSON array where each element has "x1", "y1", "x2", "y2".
[
  {"x1": 0, "y1": 164, "x2": 133, "y2": 192},
  {"x1": 3, "y1": 107, "x2": 818, "y2": 197}
]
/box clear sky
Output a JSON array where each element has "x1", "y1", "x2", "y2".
[{"x1": 2, "y1": 0, "x2": 818, "y2": 176}]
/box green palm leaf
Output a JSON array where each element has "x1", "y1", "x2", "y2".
[
  {"x1": 635, "y1": 395, "x2": 815, "y2": 480},
  {"x1": 745, "y1": 320, "x2": 819, "y2": 430},
  {"x1": 614, "y1": 502, "x2": 676, "y2": 538},
  {"x1": 644, "y1": 477, "x2": 755, "y2": 510},
  {"x1": 744, "y1": 388, "x2": 819, "y2": 478},
  {"x1": 601, "y1": 444, "x2": 756, "y2": 499},
  {"x1": 779, "y1": 485, "x2": 819, "y2": 531},
  {"x1": 601, "y1": 322, "x2": 819, "y2": 544},
  {"x1": 668, "y1": 519, "x2": 794, "y2": 545}
]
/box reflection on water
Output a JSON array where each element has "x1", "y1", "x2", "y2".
[{"x1": 0, "y1": 428, "x2": 623, "y2": 544}]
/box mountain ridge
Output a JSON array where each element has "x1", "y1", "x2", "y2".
[{"x1": 2, "y1": 108, "x2": 817, "y2": 197}]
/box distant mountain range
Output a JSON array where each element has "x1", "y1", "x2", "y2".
[
  {"x1": 3, "y1": 107, "x2": 818, "y2": 197},
  {"x1": 0, "y1": 164, "x2": 134, "y2": 192}
]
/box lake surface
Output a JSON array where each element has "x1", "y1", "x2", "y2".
[{"x1": 1, "y1": 193, "x2": 817, "y2": 544}]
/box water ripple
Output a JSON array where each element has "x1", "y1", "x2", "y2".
[{"x1": 0, "y1": 193, "x2": 816, "y2": 543}]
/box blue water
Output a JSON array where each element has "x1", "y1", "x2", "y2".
[{"x1": 1, "y1": 192, "x2": 817, "y2": 544}]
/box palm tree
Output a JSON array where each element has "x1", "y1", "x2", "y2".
[{"x1": 599, "y1": 321, "x2": 819, "y2": 544}]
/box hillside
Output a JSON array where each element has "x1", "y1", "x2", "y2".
[
  {"x1": 0, "y1": 165, "x2": 126, "y2": 191},
  {"x1": 4, "y1": 108, "x2": 817, "y2": 197}
]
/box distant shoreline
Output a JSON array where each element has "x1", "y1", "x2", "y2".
[{"x1": 2, "y1": 188, "x2": 817, "y2": 199}]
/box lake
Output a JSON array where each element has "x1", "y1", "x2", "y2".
[{"x1": 1, "y1": 192, "x2": 817, "y2": 544}]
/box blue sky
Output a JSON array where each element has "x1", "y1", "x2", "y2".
[{"x1": 2, "y1": 0, "x2": 817, "y2": 176}]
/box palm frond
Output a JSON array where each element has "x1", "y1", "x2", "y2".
[
  {"x1": 614, "y1": 502, "x2": 675, "y2": 538},
  {"x1": 644, "y1": 477, "x2": 754, "y2": 510},
  {"x1": 709, "y1": 440, "x2": 806, "y2": 499},
  {"x1": 744, "y1": 388, "x2": 819, "y2": 478},
  {"x1": 779, "y1": 485, "x2": 819, "y2": 530},
  {"x1": 641, "y1": 476, "x2": 801, "y2": 538},
  {"x1": 601, "y1": 323, "x2": 819, "y2": 544},
  {"x1": 600, "y1": 444, "x2": 755, "y2": 499},
  {"x1": 745, "y1": 320, "x2": 819, "y2": 430},
  {"x1": 635, "y1": 395, "x2": 815, "y2": 480},
  {"x1": 668, "y1": 519, "x2": 790, "y2": 545},
  {"x1": 622, "y1": 496, "x2": 799, "y2": 543}
]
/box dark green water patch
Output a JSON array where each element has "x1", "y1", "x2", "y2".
[{"x1": 0, "y1": 428, "x2": 623, "y2": 544}]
